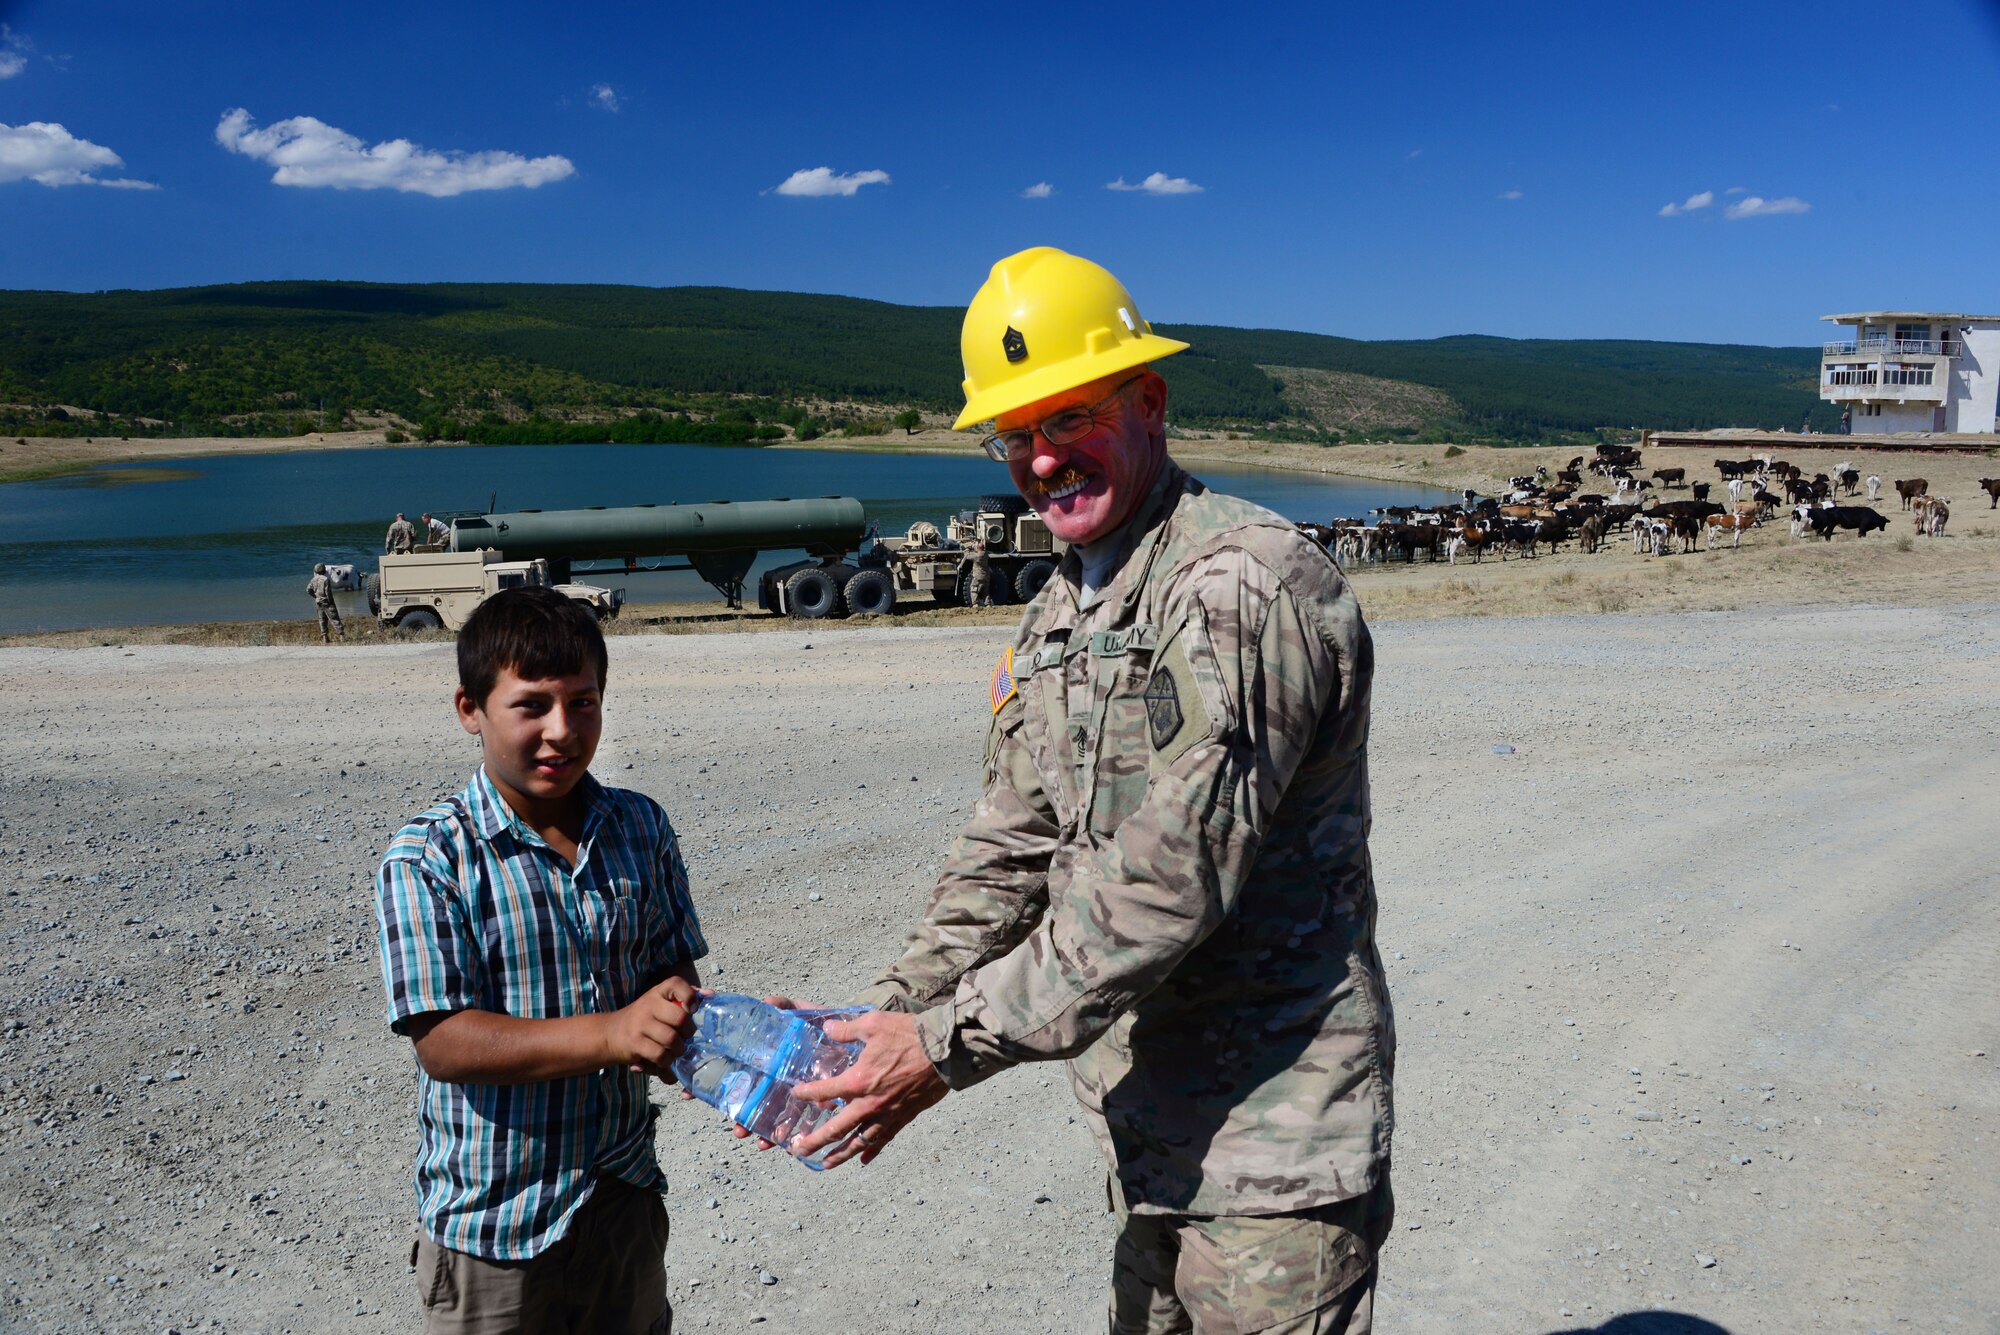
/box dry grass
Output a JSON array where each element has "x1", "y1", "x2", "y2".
[
  {"x1": 1255, "y1": 365, "x2": 1455, "y2": 434},
  {"x1": 1342, "y1": 511, "x2": 2000, "y2": 621}
]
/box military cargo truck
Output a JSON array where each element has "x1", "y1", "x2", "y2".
[
  {"x1": 758, "y1": 494, "x2": 1065, "y2": 619},
  {"x1": 367, "y1": 550, "x2": 623, "y2": 632}
]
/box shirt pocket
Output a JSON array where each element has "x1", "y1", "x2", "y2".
[{"x1": 585, "y1": 881, "x2": 648, "y2": 1005}]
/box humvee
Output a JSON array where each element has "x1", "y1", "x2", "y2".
[{"x1": 368, "y1": 549, "x2": 623, "y2": 632}]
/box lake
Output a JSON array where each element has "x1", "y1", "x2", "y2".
[{"x1": 0, "y1": 443, "x2": 1452, "y2": 633}]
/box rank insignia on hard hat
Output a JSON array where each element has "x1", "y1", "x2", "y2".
[
  {"x1": 1143, "y1": 667, "x2": 1183, "y2": 749},
  {"x1": 990, "y1": 646, "x2": 1018, "y2": 714},
  {"x1": 1002, "y1": 325, "x2": 1028, "y2": 364}
]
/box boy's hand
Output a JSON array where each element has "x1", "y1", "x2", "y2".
[{"x1": 604, "y1": 976, "x2": 697, "y2": 1080}]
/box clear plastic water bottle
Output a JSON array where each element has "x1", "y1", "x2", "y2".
[{"x1": 671, "y1": 994, "x2": 868, "y2": 1169}]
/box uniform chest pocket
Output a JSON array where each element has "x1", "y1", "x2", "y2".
[
  {"x1": 1079, "y1": 627, "x2": 1174, "y2": 826},
  {"x1": 1101, "y1": 614, "x2": 1221, "y2": 801}
]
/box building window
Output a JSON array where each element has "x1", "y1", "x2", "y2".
[
  {"x1": 1894, "y1": 322, "x2": 1932, "y2": 343},
  {"x1": 1859, "y1": 404, "x2": 1882, "y2": 417}
]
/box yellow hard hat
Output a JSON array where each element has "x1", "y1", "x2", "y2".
[{"x1": 953, "y1": 247, "x2": 1189, "y2": 430}]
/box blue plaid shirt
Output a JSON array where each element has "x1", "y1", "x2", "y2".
[{"x1": 375, "y1": 767, "x2": 707, "y2": 1261}]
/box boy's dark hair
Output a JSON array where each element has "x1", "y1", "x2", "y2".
[{"x1": 457, "y1": 586, "x2": 609, "y2": 706}]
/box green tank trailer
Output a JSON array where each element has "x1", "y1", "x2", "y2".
[
  {"x1": 450, "y1": 496, "x2": 864, "y2": 609},
  {"x1": 342, "y1": 492, "x2": 1055, "y2": 629}
]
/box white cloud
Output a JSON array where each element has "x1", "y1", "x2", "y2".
[
  {"x1": 0, "y1": 25, "x2": 27, "y2": 79},
  {"x1": 1658, "y1": 190, "x2": 1714, "y2": 217},
  {"x1": 590, "y1": 83, "x2": 620, "y2": 113},
  {"x1": 1725, "y1": 185, "x2": 1748, "y2": 195},
  {"x1": 1497, "y1": 189, "x2": 1523, "y2": 200},
  {"x1": 1726, "y1": 194, "x2": 1810, "y2": 220},
  {"x1": 1106, "y1": 171, "x2": 1203, "y2": 196},
  {"x1": 215, "y1": 108, "x2": 574, "y2": 197},
  {"x1": 0, "y1": 120, "x2": 155, "y2": 188},
  {"x1": 771, "y1": 166, "x2": 890, "y2": 197},
  {"x1": 1021, "y1": 181, "x2": 1053, "y2": 199},
  {"x1": 1407, "y1": 148, "x2": 1423, "y2": 159}
]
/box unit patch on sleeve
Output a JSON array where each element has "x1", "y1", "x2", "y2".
[
  {"x1": 1143, "y1": 666, "x2": 1184, "y2": 749},
  {"x1": 990, "y1": 645, "x2": 1018, "y2": 714}
]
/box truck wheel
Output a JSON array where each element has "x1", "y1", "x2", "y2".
[
  {"x1": 397, "y1": 608, "x2": 442, "y2": 633},
  {"x1": 1014, "y1": 559, "x2": 1057, "y2": 602},
  {"x1": 785, "y1": 567, "x2": 842, "y2": 619},
  {"x1": 978, "y1": 493, "x2": 1031, "y2": 516},
  {"x1": 844, "y1": 568, "x2": 896, "y2": 617},
  {"x1": 362, "y1": 573, "x2": 381, "y2": 616}
]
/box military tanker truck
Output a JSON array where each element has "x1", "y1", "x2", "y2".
[
  {"x1": 359, "y1": 496, "x2": 867, "y2": 631},
  {"x1": 758, "y1": 494, "x2": 1063, "y2": 618}
]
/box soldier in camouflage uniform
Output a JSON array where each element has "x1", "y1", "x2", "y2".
[
  {"x1": 794, "y1": 248, "x2": 1395, "y2": 1334},
  {"x1": 966, "y1": 541, "x2": 995, "y2": 607},
  {"x1": 384, "y1": 512, "x2": 417, "y2": 554},
  {"x1": 306, "y1": 562, "x2": 344, "y2": 643}
]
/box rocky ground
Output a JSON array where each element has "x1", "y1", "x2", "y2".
[{"x1": 1, "y1": 606, "x2": 1995, "y2": 1334}]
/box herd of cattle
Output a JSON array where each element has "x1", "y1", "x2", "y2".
[{"x1": 1304, "y1": 443, "x2": 1999, "y2": 566}]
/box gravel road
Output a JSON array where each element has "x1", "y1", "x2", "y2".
[{"x1": 2, "y1": 604, "x2": 1995, "y2": 1334}]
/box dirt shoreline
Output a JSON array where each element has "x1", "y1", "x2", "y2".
[
  {"x1": 2, "y1": 605, "x2": 1994, "y2": 1333},
  {"x1": 6, "y1": 432, "x2": 1995, "y2": 648}
]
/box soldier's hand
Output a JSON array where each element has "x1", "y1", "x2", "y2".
[
  {"x1": 790, "y1": 1010, "x2": 947, "y2": 1168},
  {"x1": 603, "y1": 976, "x2": 697, "y2": 1080}
]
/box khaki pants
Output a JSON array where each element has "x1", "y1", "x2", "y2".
[
  {"x1": 1108, "y1": 1176, "x2": 1393, "y2": 1335},
  {"x1": 412, "y1": 1176, "x2": 670, "y2": 1335}
]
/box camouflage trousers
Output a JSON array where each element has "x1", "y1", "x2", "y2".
[
  {"x1": 1108, "y1": 1175, "x2": 1393, "y2": 1335},
  {"x1": 316, "y1": 603, "x2": 344, "y2": 640}
]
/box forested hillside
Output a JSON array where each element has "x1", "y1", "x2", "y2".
[{"x1": 0, "y1": 281, "x2": 1835, "y2": 445}]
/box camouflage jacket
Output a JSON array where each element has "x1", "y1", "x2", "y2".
[
  {"x1": 857, "y1": 463, "x2": 1394, "y2": 1216},
  {"x1": 306, "y1": 572, "x2": 335, "y2": 606}
]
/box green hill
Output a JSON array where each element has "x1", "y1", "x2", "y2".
[{"x1": 0, "y1": 281, "x2": 1836, "y2": 446}]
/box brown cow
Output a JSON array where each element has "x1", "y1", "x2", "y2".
[
  {"x1": 1980, "y1": 478, "x2": 2000, "y2": 509},
  {"x1": 1704, "y1": 512, "x2": 1758, "y2": 549},
  {"x1": 1894, "y1": 478, "x2": 1929, "y2": 510},
  {"x1": 1448, "y1": 521, "x2": 1491, "y2": 564},
  {"x1": 1651, "y1": 467, "x2": 1686, "y2": 488},
  {"x1": 1579, "y1": 513, "x2": 1606, "y2": 554}
]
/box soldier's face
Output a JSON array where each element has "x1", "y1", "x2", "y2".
[
  {"x1": 1003, "y1": 370, "x2": 1167, "y2": 546},
  {"x1": 455, "y1": 664, "x2": 603, "y2": 821}
]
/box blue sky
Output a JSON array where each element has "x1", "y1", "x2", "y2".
[{"x1": 3, "y1": 0, "x2": 1998, "y2": 345}]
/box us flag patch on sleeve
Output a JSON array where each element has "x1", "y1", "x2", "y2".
[{"x1": 990, "y1": 646, "x2": 1018, "y2": 714}]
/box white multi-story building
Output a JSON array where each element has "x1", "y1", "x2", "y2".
[{"x1": 1820, "y1": 311, "x2": 2000, "y2": 433}]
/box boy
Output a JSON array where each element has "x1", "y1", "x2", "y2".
[{"x1": 376, "y1": 585, "x2": 706, "y2": 1334}]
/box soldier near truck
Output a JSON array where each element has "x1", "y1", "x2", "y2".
[
  {"x1": 965, "y1": 541, "x2": 995, "y2": 607},
  {"x1": 789, "y1": 248, "x2": 1396, "y2": 1333},
  {"x1": 305, "y1": 563, "x2": 344, "y2": 643},
  {"x1": 383, "y1": 512, "x2": 417, "y2": 554}
]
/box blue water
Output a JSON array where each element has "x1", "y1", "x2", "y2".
[{"x1": 0, "y1": 443, "x2": 1452, "y2": 632}]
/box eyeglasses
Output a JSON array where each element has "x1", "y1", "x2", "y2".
[{"x1": 979, "y1": 375, "x2": 1145, "y2": 463}]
